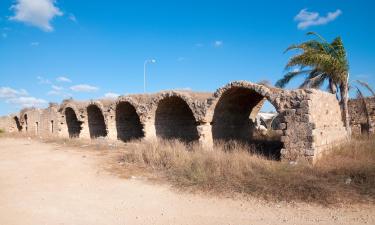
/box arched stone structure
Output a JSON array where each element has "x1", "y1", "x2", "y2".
[
  {"x1": 0, "y1": 80, "x2": 349, "y2": 163},
  {"x1": 116, "y1": 101, "x2": 144, "y2": 141},
  {"x1": 87, "y1": 104, "x2": 108, "y2": 138},
  {"x1": 153, "y1": 93, "x2": 200, "y2": 142},
  {"x1": 65, "y1": 107, "x2": 82, "y2": 138}
]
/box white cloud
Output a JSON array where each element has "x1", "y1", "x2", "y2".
[
  {"x1": 70, "y1": 84, "x2": 99, "y2": 92},
  {"x1": 214, "y1": 40, "x2": 223, "y2": 48},
  {"x1": 37, "y1": 76, "x2": 51, "y2": 84},
  {"x1": 103, "y1": 92, "x2": 120, "y2": 99},
  {"x1": 30, "y1": 41, "x2": 39, "y2": 46},
  {"x1": 6, "y1": 96, "x2": 47, "y2": 108},
  {"x1": 51, "y1": 85, "x2": 63, "y2": 91},
  {"x1": 295, "y1": 9, "x2": 342, "y2": 30},
  {"x1": 0, "y1": 87, "x2": 28, "y2": 99},
  {"x1": 0, "y1": 86, "x2": 46, "y2": 108},
  {"x1": 56, "y1": 76, "x2": 71, "y2": 82},
  {"x1": 9, "y1": 0, "x2": 63, "y2": 32}
]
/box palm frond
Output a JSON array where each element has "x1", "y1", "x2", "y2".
[
  {"x1": 275, "y1": 70, "x2": 311, "y2": 88},
  {"x1": 356, "y1": 80, "x2": 375, "y2": 97}
]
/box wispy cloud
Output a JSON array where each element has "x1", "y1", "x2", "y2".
[
  {"x1": 213, "y1": 40, "x2": 223, "y2": 48},
  {"x1": 2, "y1": 33, "x2": 7, "y2": 38},
  {"x1": 103, "y1": 92, "x2": 120, "y2": 99},
  {"x1": 9, "y1": 0, "x2": 63, "y2": 32},
  {"x1": 68, "y1": 13, "x2": 77, "y2": 22},
  {"x1": 37, "y1": 76, "x2": 51, "y2": 84},
  {"x1": 0, "y1": 86, "x2": 46, "y2": 108},
  {"x1": 56, "y1": 76, "x2": 71, "y2": 83},
  {"x1": 177, "y1": 57, "x2": 186, "y2": 62},
  {"x1": 6, "y1": 96, "x2": 47, "y2": 108},
  {"x1": 295, "y1": 9, "x2": 342, "y2": 30},
  {"x1": 0, "y1": 87, "x2": 28, "y2": 99},
  {"x1": 195, "y1": 43, "x2": 204, "y2": 48},
  {"x1": 51, "y1": 85, "x2": 63, "y2": 91},
  {"x1": 70, "y1": 84, "x2": 99, "y2": 92},
  {"x1": 30, "y1": 41, "x2": 39, "y2": 46}
]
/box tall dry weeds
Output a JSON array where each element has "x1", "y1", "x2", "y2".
[{"x1": 121, "y1": 137, "x2": 375, "y2": 205}]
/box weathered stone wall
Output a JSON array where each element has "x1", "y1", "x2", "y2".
[
  {"x1": 1, "y1": 81, "x2": 349, "y2": 162},
  {"x1": 0, "y1": 115, "x2": 14, "y2": 132},
  {"x1": 307, "y1": 90, "x2": 348, "y2": 160},
  {"x1": 348, "y1": 97, "x2": 375, "y2": 135}
]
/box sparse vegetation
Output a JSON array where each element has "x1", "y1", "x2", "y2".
[
  {"x1": 119, "y1": 137, "x2": 375, "y2": 205},
  {"x1": 0, "y1": 128, "x2": 5, "y2": 134},
  {"x1": 1, "y1": 133, "x2": 373, "y2": 205}
]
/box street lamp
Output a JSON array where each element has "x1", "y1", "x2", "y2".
[{"x1": 144, "y1": 59, "x2": 156, "y2": 93}]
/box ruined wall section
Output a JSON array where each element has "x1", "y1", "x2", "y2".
[
  {"x1": 306, "y1": 90, "x2": 348, "y2": 160},
  {"x1": 38, "y1": 104, "x2": 60, "y2": 137},
  {"x1": 20, "y1": 108, "x2": 41, "y2": 135},
  {"x1": 0, "y1": 115, "x2": 13, "y2": 132},
  {"x1": 348, "y1": 97, "x2": 375, "y2": 135}
]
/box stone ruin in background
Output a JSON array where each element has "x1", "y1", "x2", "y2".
[{"x1": 0, "y1": 81, "x2": 350, "y2": 163}]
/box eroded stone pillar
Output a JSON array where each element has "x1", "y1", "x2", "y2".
[
  {"x1": 142, "y1": 120, "x2": 156, "y2": 141},
  {"x1": 197, "y1": 122, "x2": 213, "y2": 150}
]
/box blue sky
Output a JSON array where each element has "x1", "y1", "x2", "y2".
[{"x1": 0, "y1": 0, "x2": 374, "y2": 115}]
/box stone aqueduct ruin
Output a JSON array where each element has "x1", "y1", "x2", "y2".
[{"x1": 0, "y1": 81, "x2": 349, "y2": 162}]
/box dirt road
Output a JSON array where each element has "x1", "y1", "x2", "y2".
[{"x1": 0, "y1": 138, "x2": 374, "y2": 225}]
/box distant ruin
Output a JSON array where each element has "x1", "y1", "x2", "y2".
[
  {"x1": 349, "y1": 97, "x2": 375, "y2": 135},
  {"x1": 0, "y1": 81, "x2": 349, "y2": 162}
]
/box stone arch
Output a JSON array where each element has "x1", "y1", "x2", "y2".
[
  {"x1": 64, "y1": 107, "x2": 82, "y2": 138},
  {"x1": 13, "y1": 116, "x2": 22, "y2": 131},
  {"x1": 116, "y1": 101, "x2": 144, "y2": 141},
  {"x1": 153, "y1": 94, "x2": 199, "y2": 142},
  {"x1": 87, "y1": 103, "x2": 108, "y2": 138},
  {"x1": 207, "y1": 81, "x2": 283, "y2": 158}
]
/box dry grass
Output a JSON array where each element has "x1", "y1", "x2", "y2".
[{"x1": 119, "y1": 137, "x2": 375, "y2": 205}]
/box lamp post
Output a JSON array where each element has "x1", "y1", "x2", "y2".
[{"x1": 144, "y1": 59, "x2": 156, "y2": 93}]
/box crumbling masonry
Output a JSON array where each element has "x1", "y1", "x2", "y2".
[{"x1": 0, "y1": 81, "x2": 349, "y2": 162}]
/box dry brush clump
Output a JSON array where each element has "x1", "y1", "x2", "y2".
[{"x1": 120, "y1": 137, "x2": 375, "y2": 205}]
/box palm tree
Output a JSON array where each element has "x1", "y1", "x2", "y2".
[{"x1": 275, "y1": 32, "x2": 351, "y2": 134}]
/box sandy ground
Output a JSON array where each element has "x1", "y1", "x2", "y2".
[{"x1": 0, "y1": 138, "x2": 374, "y2": 225}]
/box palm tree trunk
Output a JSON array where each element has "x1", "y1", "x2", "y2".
[
  {"x1": 329, "y1": 79, "x2": 337, "y2": 94},
  {"x1": 340, "y1": 81, "x2": 351, "y2": 136}
]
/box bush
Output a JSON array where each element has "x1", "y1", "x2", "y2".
[{"x1": 119, "y1": 137, "x2": 375, "y2": 205}]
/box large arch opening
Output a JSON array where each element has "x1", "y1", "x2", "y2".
[
  {"x1": 211, "y1": 87, "x2": 283, "y2": 159},
  {"x1": 155, "y1": 96, "x2": 199, "y2": 142},
  {"x1": 14, "y1": 116, "x2": 22, "y2": 131},
  {"x1": 116, "y1": 102, "x2": 144, "y2": 141},
  {"x1": 65, "y1": 107, "x2": 82, "y2": 138},
  {"x1": 87, "y1": 104, "x2": 107, "y2": 139}
]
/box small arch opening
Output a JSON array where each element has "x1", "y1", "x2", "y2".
[
  {"x1": 65, "y1": 107, "x2": 82, "y2": 138},
  {"x1": 116, "y1": 102, "x2": 144, "y2": 141},
  {"x1": 155, "y1": 96, "x2": 199, "y2": 142},
  {"x1": 14, "y1": 116, "x2": 22, "y2": 131},
  {"x1": 24, "y1": 114, "x2": 28, "y2": 132},
  {"x1": 87, "y1": 104, "x2": 107, "y2": 139}
]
